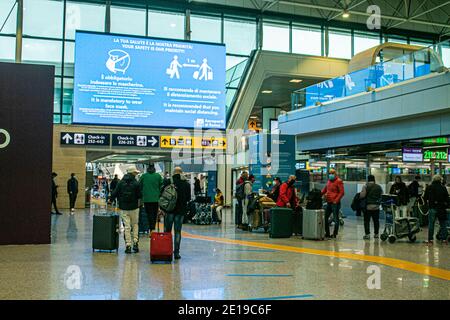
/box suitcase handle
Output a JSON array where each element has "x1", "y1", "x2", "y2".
[{"x1": 156, "y1": 210, "x2": 165, "y2": 233}]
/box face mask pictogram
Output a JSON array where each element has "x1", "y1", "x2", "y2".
[
  {"x1": 0, "y1": 129, "x2": 10, "y2": 149},
  {"x1": 105, "y1": 50, "x2": 131, "y2": 74}
]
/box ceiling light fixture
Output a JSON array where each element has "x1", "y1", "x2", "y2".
[
  {"x1": 289, "y1": 79, "x2": 303, "y2": 83},
  {"x1": 342, "y1": 10, "x2": 350, "y2": 18},
  {"x1": 261, "y1": 90, "x2": 273, "y2": 94}
]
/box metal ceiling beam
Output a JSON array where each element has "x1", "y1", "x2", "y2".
[
  {"x1": 250, "y1": 0, "x2": 261, "y2": 10},
  {"x1": 327, "y1": 0, "x2": 367, "y2": 22},
  {"x1": 262, "y1": 0, "x2": 279, "y2": 12},
  {"x1": 387, "y1": 0, "x2": 450, "y2": 30},
  {"x1": 276, "y1": 0, "x2": 450, "y2": 29}
]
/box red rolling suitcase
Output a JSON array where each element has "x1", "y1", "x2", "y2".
[{"x1": 150, "y1": 215, "x2": 173, "y2": 263}]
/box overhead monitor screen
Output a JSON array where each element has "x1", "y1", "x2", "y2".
[
  {"x1": 402, "y1": 147, "x2": 423, "y2": 162},
  {"x1": 73, "y1": 31, "x2": 226, "y2": 129}
]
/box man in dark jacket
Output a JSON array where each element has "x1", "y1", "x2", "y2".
[
  {"x1": 389, "y1": 176, "x2": 409, "y2": 217},
  {"x1": 51, "y1": 172, "x2": 62, "y2": 215},
  {"x1": 423, "y1": 175, "x2": 449, "y2": 245},
  {"x1": 67, "y1": 173, "x2": 79, "y2": 213},
  {"x1": 360, "y1": 175, "x2": 383, "y2": 240},
  {"x1": 163, "y1": 167, "x2": 191, "y2": 260},
  {"x1": 109, "y1": 166, "x2": 142, "y2": 254}
]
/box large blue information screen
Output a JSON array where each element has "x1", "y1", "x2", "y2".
[{"x1": 73, "y1": 32, "x2": 226, "y2": 129}]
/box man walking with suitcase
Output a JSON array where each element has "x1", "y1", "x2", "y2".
[
  {"x1": 322, "y1": 169, "x2": 345, "y2": 239},
  {"x1": 140, "y1": 163, "x2": 163, "y2": 233},
  {"x1": 109, "y1": 166, "x2": 142, "y2": 254}
]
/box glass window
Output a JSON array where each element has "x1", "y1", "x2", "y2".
[
  {"x1": 224, "y1": 18, "x2": 256, "y2": 55},
  {"x1": 191, "y1": 15, "x2": 221, "y2": 43},
  {"x1": 0, "y1": 0, "x2": 16, "y2": 34},
  {"x1": 263, "y1": 22, "x2": 289, "y2": 53},
  {"x1": 64, "y1": 41, "x2": 75, "y2": 76},
  {"x1": 387, "y1": 36, "x2": 408, "y2": 44},
  {"x1": 0, "y1": 36, "x2": 15, "y2": 61},
  {"x1": 62, "y1": 114, "x2": 72, "y2": 124},
  {"x1": 354, "y1": 32, "x2": 380, "y2": 55},
  {"x1": 53, "y1": 114, "x2": 61, "y2": 124},
  {"x1": 54, "y1": 78, "x2": 61, "y2": 113},
  {"x1": 148, "y1": 10, "x2": 184, "y2": 40},
  {"x1": 409, "y1": 38, "x2": 433, "y2": 48},
  {"x1": 62, "y1": 78, "x2": 73, "y2": 114},
  {"x1": 110, "y1": 6, "x2": 145, "y2": 36},
  {"x1": 292, "y1": 25, "x2": 322, "y2": 56},
  {"x1": 22, "y1": 38, "x2": 62, "y2": 75},
  {"x1": 226, "y1": 55, "x2": 247, "y2": 71},
  {"x1": 65, "y1": 2, "x2": 105, "y2": 40},
  {"x1": 23, "y1": 0, "x2": 63, "y2": 38},
  {"x1": 328, "y1": 29, "x2": 351, "y2": 59},
  {"x1": 441, "y1": 46, "x2": 450, "y2": 68}
]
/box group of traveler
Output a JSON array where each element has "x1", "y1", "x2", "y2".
[
  {"x1": 235, "y1": 168, "x2": 448, "y2": 244},
  {"x1": 51, "y1": 172, "x2": 79, "y2": 215},
  {"x1": 234, "y1": 169, "x2": 346, "y2": 239},
  {"x1": 108, "y1": 164, "x2": 191, "y2": 258},
  {"x1": 354, "y1": 174, "x2": 449, "y2": 244}
]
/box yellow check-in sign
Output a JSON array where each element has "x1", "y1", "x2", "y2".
[{"x1": 160, "y1": 136, "x2": 226, "y2": 149}]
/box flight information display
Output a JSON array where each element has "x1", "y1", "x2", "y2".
[{"x1": 73, "y1": 31, "x2": 226, "y2": 129}]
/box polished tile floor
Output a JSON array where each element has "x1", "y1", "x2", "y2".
[{"x1": 0, "y1": 206, "x2": 449, "y2": 300}]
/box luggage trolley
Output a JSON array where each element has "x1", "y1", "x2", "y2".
[
  {"x1": 380, "y1": 194, "x2": 420, "y2": 243},
  {"x1": 248, "y1": 195, "x2": 275, "y2": 233}
]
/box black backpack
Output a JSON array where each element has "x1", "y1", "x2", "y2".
[
  {"x1": 121, "y1": 180, "x2": 136, "y2": 203},
  {"x1": 235, "y1": 182, "x2": 246, "y2": 200},
  {"x1": 306, "y1": 189, "x2": 322, "y2": 209}
]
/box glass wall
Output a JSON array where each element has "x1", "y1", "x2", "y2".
[
  {"x1": 110, "y1": 6, "x2": 146, "y2": 36},
  {"x1": 354, "y1": 32, "x2": 380, "y2": 55},
  {"x1": 262, "y1": 22, "x2": 290, "y2": 53},
  {"x1": 0, "y1": 0, "x2": 17, "y2": 35},
  {"x1": 224, "y1": 18, "x2": 256, "y2": 55},
  {"x1": 292, "y1": 24, "x2": 322, "y2": 56},
  {"x1": 5, "y1": 0, "x2": 438, "y2": 123},
  {"x1": 65, "y1": 1, "x2": 105, "y2": 40},
  {"x1": 328, "y1": 28, "x2": 352, "y2": 59},
  {"x1": 191, "y1": 14, "x2": 221, "y2": 43},
  {"x1": 148, "y1": 10, "x2": 184, "y2": 40}
]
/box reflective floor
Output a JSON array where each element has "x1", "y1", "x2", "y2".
[{"x1": 0, "y1": 206, "x2": 449, "y2": 300}]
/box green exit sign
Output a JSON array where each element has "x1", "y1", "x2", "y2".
[
  {"x1": 423, "y1": 137, "x2": 449, "y2": 144},
  {"x1": 424, "y1": 149, "x2": 448, "y2": 160}
]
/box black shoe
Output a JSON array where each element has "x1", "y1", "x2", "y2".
[
  {"x1": 56, "y1": 212, "x2": 63, "y2": 215},
  {"x1": 125, "y1": 246, "x2": 132, "y2": 254},
  {"x1": 174, "y1": 253, "x2": 181, "y2": 260},
  {"x1": 331, "y1": 234, "x2": 337, "y2": 239},
  {"x1": 133, "y1": 244, "x2": 139, "y2": 253}
]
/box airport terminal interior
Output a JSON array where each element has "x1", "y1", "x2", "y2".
[{"x1": 0, "y1": 0, "x2": 450, "y2": 301}]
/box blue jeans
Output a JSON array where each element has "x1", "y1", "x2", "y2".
[
  {"x1": 325, "y1": 203, "x2": 340, "y2": 237},
  {"x1": 164, "y1": 213, "x2": 184, "y2": 254},
  {"x1": 428, "y1": 209, "x2": 449, "y2": 241}
]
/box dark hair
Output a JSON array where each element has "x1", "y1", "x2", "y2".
[
  {"x1": 216, "y1": 188, "x2": 221, "y2": 193},
  {"x1": 415, "y1": 175, "x2": 421, "y2": 180},
  {"x1": 71, "y1": 173, "x2": 75, "y2": 177},
  {"x1": 274, "y1": 177, "x2": 281, "y2": 181},
  {"x1": 395, "y1": 176, "x2": 402, "y2": 182},
  {"x1": 367, "y1": 175, "x2": 375, "y2": 182},
  {"x1": 52, "y1": 172, "x2": 57, "y2": 177}
]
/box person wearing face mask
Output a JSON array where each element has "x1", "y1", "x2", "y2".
[
  {"x1": 276, "y1": 175, "x2": 299, "y2": 209},
  {"x1": 321, "y1": 169, "x2": 345, "y2": 239}
]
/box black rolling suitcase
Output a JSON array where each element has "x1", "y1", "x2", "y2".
[
  {"x1": 292, "y1": 207, "x2": 303, "y2": 236},
  {"x1": 92, "y1": 211, "x2": 120, "y2": 252},
  {"x1": 138, "y1": 206, "x2": 150, "y2": 234}
]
